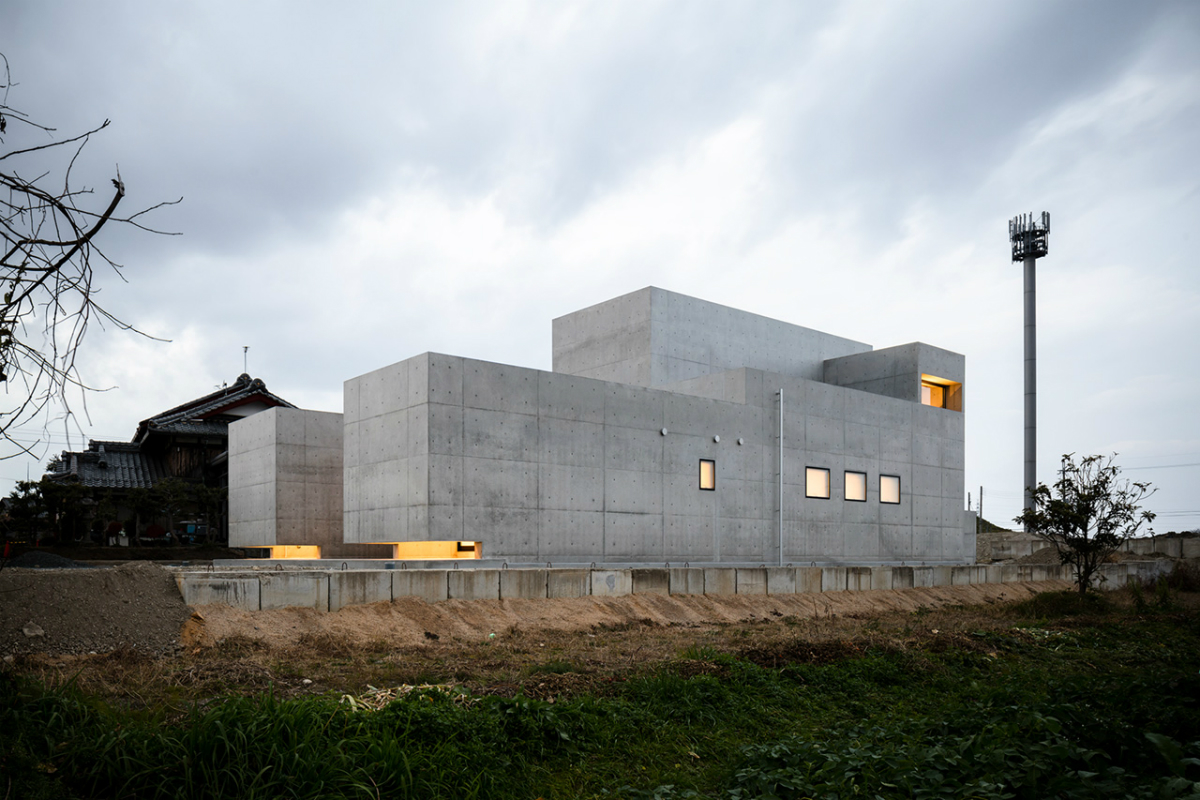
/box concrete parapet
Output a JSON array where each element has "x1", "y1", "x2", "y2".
[
  {"x1": 632, "y1": 569, "x2": 670, "y2": 595},
  {"x1": 984, "y1": 565, "x2": 1003, "y2": 585},
  {"x1": 1000, "y1": 565, "x2": 1026, "y2": 583},
  {"x1": 821, "y1": 567, "x2": 847, "y2": 592},
  {"x1": 912, "y1": 567, "x2": 935, "y2": 587},
  {"x1": 736, "y1": 568, "x2": 768, "y2": 595},
  {"x1": 703, "y1": 568, "x2": 736, "y2": 596},
  {"x1": 448, "y1": 569, "x2": 501, "y2": 600},
  {"x1": 891, "y1": 566, "x2": 914, "y2": 589},
  {"x1": 501, "y1": 569, "x2": 548, "y2": 599},
  {"x1": 669, "y1": 568, "x2": 704, "y2": 595},
  {"x1": 392, "y1": 570, "x2": 449, "y2": 603},
  {"x1": 180, "y1": 575, "x2": 260, "y2": 610},
  {"x1": 797, "y1": 567, "x2": 823, "y2": 593},
  {"x1": 871, "y1": 567, "x2": 894, "y2": 591},
  {"x1": 329, "y1": 571, "x2": 392, "y2": 611},
  {"x1": 1027, "y1": 565, "x2": 1059, "y2": 582},
  {"x1": 1097, "y1": 564, "x2": 1127, "y2": 590},
  {"x1": 548, "y1": 569, "x2": 590, "y2": 598},
  {"x1": 1183, "y1": 538, "x2": 1200, "y2": 559},
  {"x1": 590, "y1": 570, "x2": 632, "y2": 597},
  {"x1": 846, "y1": 567, "x2": 871, "y2": 591},
  {"x1": 260, "y1": 572, "x2": 329, "y2": 611},
  {"x1": 931, "y1": 566, "x2": 952, "y2": 586},
  {"x1": 766, "y1": 567, "x2": 796, "y2": 595},
  {"x1": 951, "y1": 566, "x2": 972, "y2": 586}
]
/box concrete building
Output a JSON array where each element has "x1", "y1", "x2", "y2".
[{"x1": 230, "y1": 288, "x2": 974, "y2": 565}]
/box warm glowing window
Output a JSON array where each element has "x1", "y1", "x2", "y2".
[
  {"x1": 920, "y1": 374, "x2": 962, "y2": 411},
  {"x1": 921, "y1": 381, "x2": 945, "y2": 407},
  {"x1": 845, "y1": 471, "x2": 867, "y2": 502},
  {"x1": 806, "y1": 467, "x2": 830, "y2": 499},
  {"x1": 881, "y1": 475, "x2": 901, "y2": 504},
  {"x1": 457, "y1": 541, "x2": 477, "y2": 553},
  {"x1": 699, "y1": 459, "x2": 716, "y2": 491}
]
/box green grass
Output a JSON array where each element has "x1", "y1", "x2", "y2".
[{"x1": 3, "y1": 596, "x2": 1199, "y2": 799}]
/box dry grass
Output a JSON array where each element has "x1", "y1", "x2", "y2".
[
  {"x1": 13, "y1": 580, "x2": 1196, "y2": 712},
  {"x1": 8, "y1": 587, "x2": 1108, "y2": 709}
]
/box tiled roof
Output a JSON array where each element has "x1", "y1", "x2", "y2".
[
  {"x1": 135, "y1": 373, "x2": 294, "y2": 442},
  {"x1": 45, "y1": 374, "x2": 295, "y2": 489},
  {"x1": 48, "y1": 441, "x2": 168, "y2": 489},
  {"x1": 143, "y1": 419, "x2": 230, "y2": 438}
]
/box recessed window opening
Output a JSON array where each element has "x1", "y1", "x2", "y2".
[
  {"x1": 805, "y1": 467, "x2": 830, "y2": 499},
  {"x1": 880, "y1": 475, "x2": 901, "y2": 504},
  {"x1": 845, "y1": 471, "x2": 867, "y2": 502},
  {"x1": 920, "y1": 374, "x2": 962, "y2": 411},
  {"x1": 699, "y1": 459, "x2": 716, "y2": 491},
  {"x1": 456, "y1": 541, "x2": 477, "y2": 553}
]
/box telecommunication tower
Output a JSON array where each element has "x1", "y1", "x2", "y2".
[{"x1": 1008, "y1": 211, "x2": 1050, "y2": 517}]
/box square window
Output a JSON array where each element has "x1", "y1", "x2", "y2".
[
  {"x1": 699, "y1": 459, "x2": 716, "y2": 491},
  {"x1": 845, "y1": 471, "x2": 867, "y2": 502},
  {"x1": 805, "y1": 467, "x2": 830, "y2": 499},
  {"x1": 881, "y1": 475, "x2": 901, "y2": 504}
]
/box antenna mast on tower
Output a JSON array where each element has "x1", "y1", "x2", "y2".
[{"x1": 1008, "y1": 211, "x2": 1050, "y2": 518}]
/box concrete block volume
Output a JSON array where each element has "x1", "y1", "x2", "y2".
[{"x1": 230, "y1": 287, "x2": 973, "y2": 566}]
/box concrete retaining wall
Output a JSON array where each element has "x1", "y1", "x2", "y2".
[{"x1": 176, "y1": 560, "x2": 1178, "y2": 612}]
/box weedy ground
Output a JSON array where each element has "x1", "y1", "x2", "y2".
[{"x1": 3, "y1": 574, "x2": 1199, "y2": 800}]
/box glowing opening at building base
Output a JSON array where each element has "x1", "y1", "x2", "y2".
[
  {"x1": 389, "y1": 541, "x2": 482, "y2": 560},
  {"x1": 268, "y1": 545, "x2": 322, "y2": 559}
]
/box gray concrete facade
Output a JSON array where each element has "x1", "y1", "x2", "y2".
[
  {"x1": 174, "y1": 560, "x2": 1171, "y2": 612},
  {"x1": 229, "y1": 407, "x2": 388, "y2": 558},
  {"x1": 331, "y1": 288, "x2": 971, "y2": 565},
  {"x1": 553, "y1": 287, "x2": 872, "y2": 388}
]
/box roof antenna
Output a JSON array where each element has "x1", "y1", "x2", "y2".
[{"x1": 243, "y1": 345, "x2": 249, "y2": 374}]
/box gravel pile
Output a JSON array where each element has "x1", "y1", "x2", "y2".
[
  {"x1": 0, "y1": 561, "x2": 192, "y2": 656},
  {"x1": 6, "y1": 551, "x2": 91, "y2": 569}
]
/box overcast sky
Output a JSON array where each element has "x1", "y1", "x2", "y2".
[{"x1": 2, "y1": 1, "x2": 1198, "y2": 532}]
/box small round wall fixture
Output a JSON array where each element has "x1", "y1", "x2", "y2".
[
  {"x1": 661, "y1": 427, "x2": 668, "y2": 436},
  {"x1": 737, "y1": 437, "x2": 744, "y2": 445},
  {"x1": 713, "y1": 435, "x2": 720, "y2": 443}
]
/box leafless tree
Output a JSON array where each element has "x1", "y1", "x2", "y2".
[{"x1": 0, "y1": 53, "x2": 179, "y2": 457}]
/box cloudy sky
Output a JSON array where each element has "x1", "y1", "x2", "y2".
[{"x1": 2, "y1": 1, "x2": 1198, "y2": 532}]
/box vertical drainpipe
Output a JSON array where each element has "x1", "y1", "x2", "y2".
[{"x1": 778, "y1": 388, "x2": 784, "y2": 566}]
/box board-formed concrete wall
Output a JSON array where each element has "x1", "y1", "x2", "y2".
[{"x1": 343, "y1": 348, "x2": 968, "y2": 564}]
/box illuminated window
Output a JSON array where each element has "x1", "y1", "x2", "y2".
[
  {"x1": 456, "y1": 541, "x2": 477, "y2": 553},
  {"x1": 699, "y1": 459, "x2": 716, "y2": 491},
  {"x1": 920, "y1": 374, "x2": 962, "y2": 411},
  {"x1": 805, "y1": 467, "x2": 830, "y2": 499},
  {"x1": 845, "y1": 471, "x2": 867, "y2": 502},
  {"x1": 921, "y1": 381, "x2": 945, "y2": 408},
  {"x1": 880, "y1": 475, "x2": 901, "y2": 504}
]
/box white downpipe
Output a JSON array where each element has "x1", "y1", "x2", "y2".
[{"x1": 778, "y1": 388, "x2": 784, "y2": 566}]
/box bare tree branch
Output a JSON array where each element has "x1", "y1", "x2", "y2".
[{"x1": 1, "y1": 55, "x2": 178, "y2": 459}]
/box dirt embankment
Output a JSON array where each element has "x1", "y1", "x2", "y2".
[
  {"x1": 0, "y1": 562, "x2": 192, "y2": 657},
  {"x1": 1, "y1": 559, "x2": 1070, "y2": 659},
  {"x1": 185, "y1": 581, "x2": 1069, "y2": 651}
]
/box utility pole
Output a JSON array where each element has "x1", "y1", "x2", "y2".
[{"x1": 1008, "y1": 212, "x2": 1050, "y2": 519}]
